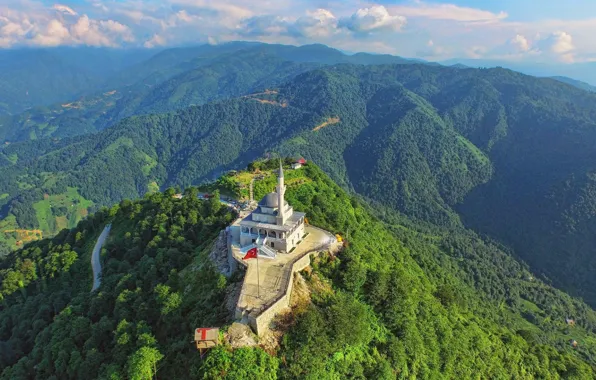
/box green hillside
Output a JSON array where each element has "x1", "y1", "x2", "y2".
[
  {"x1": 1, "y1": 163, "x2": 595, "y2": 379},
  {"x1": 0, "y1": 48, "x2": 154, "y2": 116},
  {"x1": 0, "y1": 43, "x2": 416, "y2": 143},
  {"x1": 3, "y1": 59, "x2": 596, "y2": 308},
  {"x1": 551, "y1": 76, "x2": 596, "y2": 92}
]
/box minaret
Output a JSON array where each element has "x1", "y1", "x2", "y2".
[{"x1": 276, "y1": 159, "x2": 286, "y2": 226}]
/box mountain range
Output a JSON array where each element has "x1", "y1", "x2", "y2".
[
  {"x1": 2, "y1": 50, "x2": 596, "y2": 308},
  {"x1": 441, "y1": 58, "x2": 596, "y2": 87},
  {"x1": 2, "y1": 41, "x2": 596, "y2": 377}
]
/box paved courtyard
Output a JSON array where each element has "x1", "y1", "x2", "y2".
[{"x1": 230, "y1": 225, "x2": 335, "y2": 317}]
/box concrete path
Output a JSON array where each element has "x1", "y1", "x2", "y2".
[
  {"x1": 233, "y1": 225, "x2": 337, "y2": 316},
  {"x1": 91, "y1": 224, "x2": 111, "y2": 292}
]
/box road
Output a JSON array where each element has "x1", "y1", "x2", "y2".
[{"x1": 91, "y1": 224, "x2": 111, "y2": 292}]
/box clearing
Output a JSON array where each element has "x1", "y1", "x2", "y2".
[
  {"x1": 312, "y1": 117, "x2": 340, "y2": 132},
  {"x1": 32, "y1": 187, "x2": 94, "y2": 234}
]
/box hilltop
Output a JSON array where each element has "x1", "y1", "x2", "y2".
[{"x1": 1, "y1": 161, "x2": 595, "y2": 379}]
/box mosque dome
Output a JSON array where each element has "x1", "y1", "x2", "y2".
[{"x1": 259, "y1": 192, "x2": 279, "y2": 207}]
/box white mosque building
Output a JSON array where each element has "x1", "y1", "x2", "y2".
[{"x1": 240, "y1": 162, "x2": 306, "y2": 253}]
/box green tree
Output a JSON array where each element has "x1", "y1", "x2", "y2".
[{"x1": 126, "y1": 347, "x2": 163, "y2": 380}]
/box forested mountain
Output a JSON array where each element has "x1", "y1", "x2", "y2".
[
  {"x1": 3, "y1": 54, "x2": 596, "y2": 310},
  {"x1": 1, "y1": 163, "x2": 596, "y2": 379},
  {"x1": 0, "y1": 43, "x2": 418, "y2": 143},
  {"x1": 441, "y1": 58, "x2": 596, "y2": 87},
  {"x1": 0, "y1": 48, "x2": 154, "y2": 115},
  {"x1": 550, "y1": 76, "x2": 596, "y2": 92}
]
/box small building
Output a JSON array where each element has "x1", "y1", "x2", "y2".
[
  {"x1": 570, "y1": 339, "x2": 578, "y2": 348},
  {"x1": 566, "y1": 318, "x2": 576, "y2": 327},
  {"x1": 292, "y1": 158, "x2": 307, "y2": 170},
  {"x1": 194, "y1": 327, "x2": 219, "y2": 353},
  {"x1": 172, "y1": 194, "x2": 183, "y2": 199},
  {"x1": 239, "y1": 161, "x2": 305, "y2": 253}
]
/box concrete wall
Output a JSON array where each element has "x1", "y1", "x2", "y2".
[
  {"x1": 248, "y1": 252, "x2": 312, "y2": 335},
  {"x1": 226, "y1": 230, "x2": 238, "y2": 277}
]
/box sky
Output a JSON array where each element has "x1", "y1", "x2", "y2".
[{"x1": 1, "y1": 0, "x2": 596, "y2": 63}]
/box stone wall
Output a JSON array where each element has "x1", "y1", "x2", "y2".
[
  {"x1": 248, "y1": 252, "x2": 312, "y2": 335},
  {"x1": 209, "y1": 230, "x2": 232, "y2": 277},
  {"x1": 226, "y1": 229, "x2": 238, "y2": 276}
]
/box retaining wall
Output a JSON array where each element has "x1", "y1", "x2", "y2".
[{"x1": 248, "y1": 252, "x2": 312, "y2": 335}]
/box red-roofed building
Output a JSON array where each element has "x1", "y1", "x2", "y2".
[
  {"x1": 195, "y1": 327, "x2": 219, "y2": 353},
  {"x1": 292, "y1": 158, "x2": 307, "y2": 169}
]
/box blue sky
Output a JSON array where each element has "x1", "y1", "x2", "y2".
[{"x1": 1, "y1": 0, "x2": 595, "y2": 63}]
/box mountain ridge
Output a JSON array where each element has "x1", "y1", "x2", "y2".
[
  {"x1": 0, "y1": 162, "x2": 595, "y2": 378},
  {"x1": 3, "y1": 55, "x2": 596, "y2": 308}
]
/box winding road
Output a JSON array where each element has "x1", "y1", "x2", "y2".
[{"x1": 91, "y1": 224, "x2": 111, "y2": 292}]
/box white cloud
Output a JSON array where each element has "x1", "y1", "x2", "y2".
[
  {"x1": 0, "y1": 2, "x2": 136, "y2": 48},
  {"x1": 417, "y1": 39, "x2": 448, "y2": 58},
  {"x1": 32, "y1": 19, "x2": 70, "y2": 46},
  {"x1": 339, "y1": 5, "x2": 406, "y2": 34},
  {"x1": 0, "y1": 0, "x2": 594, "y2": 65},
  {"x1": 53, "y1": 4, "x2": 77, "y2": 16},
  {"x1": 537, "y1": 31, "x2": 576, "y2": 62},
  {"x1": 144, "y1": 33, "x2": 166, "y2": 48},
  {"x1": 511, "y1": 34, "x2": 530, "y2": 52},
  {"x1": 293, "y1": 9, "x2": 337, "y2": 38},
  {"x1": 465, "y1": 45, "x2": 488, "y2": 59},
  {"x1": 389, "y1": 2, "x2": 507, "y2": 23}
]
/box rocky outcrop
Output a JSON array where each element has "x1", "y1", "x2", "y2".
[
  {"x1": 225, "y1": 322, "x2": 258, "y2": 348},
  {"x1": 208, "y1": 230, "x2": 231, "y2": 276}
]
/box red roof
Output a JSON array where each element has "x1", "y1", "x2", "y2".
[
  {"x1": 296, "y1": 158, "x2": 307, "y2": 164},
  {"x1": 195, "y1": 327, "x2": 219, "y2": 342}
]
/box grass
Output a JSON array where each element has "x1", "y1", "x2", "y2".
[
  {"x1": 40, "y1": 172, "x2": 65, "y2": 188},
  {"x1": 139, "y1": 152, "x2": 158, "y2": 176},
  {"x1": 104, "y1": 137, "x2": 134, "y2": 154},
  {"x1": 235, "y1": 172, "x2": 255, "y2": 187},
  {"x1": 241, "y1": 165, "x2": 312, "y2": 201},
  {"x1": 32, "y1": 187, "x2": 94, "y2": 234},
  {"x1": 0, "y1": 215, "x2": 21, "y2": 250},
  {"x1": 55, "y1": 216, "x2": 68, "y2": 231}
]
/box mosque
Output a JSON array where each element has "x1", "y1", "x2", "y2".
[{"x1": 239, "y1": 162, "x2": 306, "y2": 253}]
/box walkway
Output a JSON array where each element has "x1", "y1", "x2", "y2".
[
  {"x1": 91, "y1": 224, "x2": 111, "y2": 292},
  {"x1": 232, "y1": 225, "x2": 336, "y2": 318}
]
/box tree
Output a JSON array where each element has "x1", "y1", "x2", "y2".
[
  {"x1": 126, "y1": 346, "x2": 163, "y2": 380},
  {"x1": 207, "y1": 190, "x2": 221, "y2": 214}
]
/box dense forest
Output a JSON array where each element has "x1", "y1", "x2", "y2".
[
  {"x1": 3, "y1": 58, "x2": 596, "y2": 309},
  {"x1": 0, "y1": 186, "x2": 235, "y2": 379},
  {"x1": 0, "y1": 43, "x2": 414, "y2": 143},
  {"x1": 0, "y1": 48, "x2": 155, "y2": 116},
  {"x1": 1, "y1": 163, "x2": 596, "y2": 378}
]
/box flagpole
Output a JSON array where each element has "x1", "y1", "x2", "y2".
[{"x1": 256, "y1": 246, "x2": 260, "y2": 299}]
